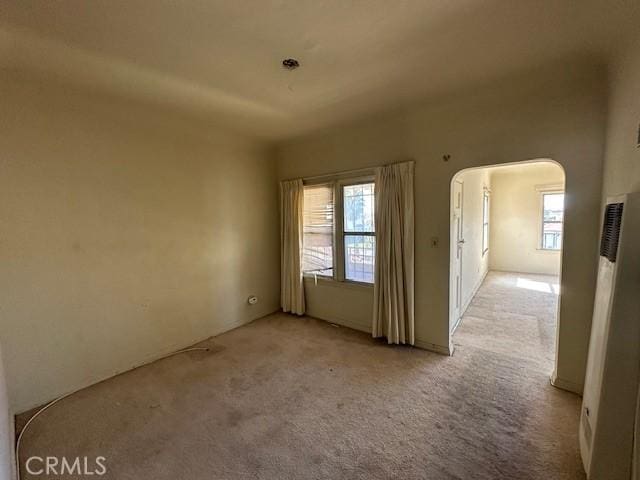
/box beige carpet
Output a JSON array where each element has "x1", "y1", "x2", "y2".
[{"x1": 18, "y1": 271, "x2": 584, "y2": 479}]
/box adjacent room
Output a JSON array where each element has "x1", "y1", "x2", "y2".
[
  {"x1": 450, "y1": 161, "x2": 565, "y2": 378},
  {"x1": 1, "y1": 1, "x2": 639, "y2": 479}
]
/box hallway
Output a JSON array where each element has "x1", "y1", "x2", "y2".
[
  {"x1": 451, "y1": 271, "x2": 584, "y2": 478},
  {"x1": 454, "y1": 271, "x2": 559, "y2": 372}
]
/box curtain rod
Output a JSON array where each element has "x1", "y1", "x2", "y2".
[{"x1": 282, "y1": 160, "x2": 414, "y2": 183}]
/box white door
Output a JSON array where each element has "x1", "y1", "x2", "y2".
[{"x1": 451, "y1": 180, "x2": 464, "y2": 331}]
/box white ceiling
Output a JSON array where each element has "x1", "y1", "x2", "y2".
[{"x1": 2, "y1": 0, "x2": 639, "y2": 139}]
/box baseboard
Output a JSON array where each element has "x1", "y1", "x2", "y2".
[
  {"x1": 15, "y1": 307, "x2": 280, "y2": 415},
  {"x1": 329, "y1": 319, "x2": 371, "y2": 334},
  {"x1": 304, "y1": 313, "x2": 371, "y2": 334},
  {"x1": 550, "y1": 373, "x2": 583, "y2": 395},
  {"x1": 414, "y1": 339, "x2": 452, "y2": 356},
  {"x1": 490, "y1": 268, "x2": 560, "y2": 276},
  {"x1": 306, "y1": 314, "x2": 451, "y2": 356}
]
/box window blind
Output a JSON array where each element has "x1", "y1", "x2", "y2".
[{"x1": 302, "y1": 185, "x2": 334, "y2": 276}]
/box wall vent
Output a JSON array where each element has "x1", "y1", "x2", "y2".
[{"x1": 599, "y1": 202, "x2": 624, "y2": 262}]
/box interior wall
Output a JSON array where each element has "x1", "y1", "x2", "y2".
[
  {"x1": 0, "y1": 72, "x2": 280, "y2": 413},
  {"x1": 594, "y1": 31, "x2": 640, "y2": 480},
  {"x1": 602, "y1": 33, "x2": 640, "y2": 198},
  {"x1": 0, "y1": 343, "x2": 12, "y2": 480},
  {"x1": 455, "y1": 168, "x2": 491, "y2": 326},
  {"x1": 276, "y1": 60, "x2": 606, "y2": 392},
  {"x1": 489, "y1": 163, "x2": 565, "y2": 275}
]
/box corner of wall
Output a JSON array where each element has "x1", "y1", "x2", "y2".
[{"x1": 550, "y1": 370, "x2": 584, "y2": 396}]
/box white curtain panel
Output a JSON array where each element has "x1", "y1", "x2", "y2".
[
  {"x1": 372, "y1": 161, "x2": 415, "y2": 345},
  {"x1": 280, "y1": 179, "x2": 305, "y2": 315}
]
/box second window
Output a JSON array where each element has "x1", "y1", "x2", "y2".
[{"x1": 343, "y1": 182, "x2": 375, "y2": 283}]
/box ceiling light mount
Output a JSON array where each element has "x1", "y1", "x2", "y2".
[{"x1": 282, "y1": 58, "x2": 300, "y2": 70}]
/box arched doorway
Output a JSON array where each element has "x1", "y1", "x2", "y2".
[{"x1": 449, "y1": 159, "x2": 566, "y2": 379}]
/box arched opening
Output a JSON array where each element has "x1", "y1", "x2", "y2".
[{"x1": 449, "y1": 159, "x2": 566, "y2": 380}]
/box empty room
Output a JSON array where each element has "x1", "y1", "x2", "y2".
[{"x1": 1, "y1": 1, "x2": 639, "y2": 479}]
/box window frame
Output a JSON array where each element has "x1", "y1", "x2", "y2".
[
  {"x1": 538, "y1": 189, "x2": 565, "y2": 251},
  {"x1": 301, "y1": 174, "x2": 375, "y2": 287},
  {"x1": 338, "y1": 177, "x2": 376, "y2": 285},
  {"x1": 482, "y1": 188, "x2": 490, "y2": 256}
]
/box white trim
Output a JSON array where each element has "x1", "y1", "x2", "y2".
[
  {"x1": 538, "y1": 189, "x2": 565, "y2": 250},
  {"x1": 550, "y1": 373, "x2": 583, "y2": 395},
  {"x1": 535, "y1": 183, "x2": 564, "y2": 192},
  {"x1": 449, "y1": 179, "x2": 465, "y2": 336},
  {"x1": 302, "y1": 275, "x2": 372, "y2": 291},
  {"x1": 306, "y1": 313, "x2": 371, "y2": 334},
  {"x1": 414, "y1": 339, "x2": 453, "y2": 356},
  {"x1": 338, "y1": 177, "x2": 376, "y2": 284},
  {"x1": 482, "y1": 189, "x2": 490, "y2": 256}
]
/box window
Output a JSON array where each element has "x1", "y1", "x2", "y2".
[
  {"x1": 301, "y1": 177, "x2": 376, "y2": 285},
  {"x1": 541, "y1": 192, "x2": 564, "y2": 250},
  {"x1": 302, "y1": 185, "x2": 334, "y2": 276},
  {"x1": 482, "y1": 190, "x2": 489, "y2": 255},
  {"x1": 342, "y1": 183, "x2": 375, "y2": 283}
]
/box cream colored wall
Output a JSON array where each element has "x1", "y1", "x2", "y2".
[
  {"x1": 588, "y1": 31, "x2": 640, "y2": 480},
  {"x1": 303, "y1": 279, "x2": 373, "y2": 333},
  {"x1": 0, "y1": 73, "x2": 280, "y2": 413},
  {"x1": 489, "y1": 163, "x2": 564, "y2": 275},
  {"x1": 277, "y1": 61, "x2": 606, "y2": 392},
  {"x1": 455, "y1": 168, "x2": 491, "y2": 325},
  {"x1": 602, "y1": 34, "x2": 640, "y2": 198}
]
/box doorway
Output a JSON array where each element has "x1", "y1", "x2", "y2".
[
  {"x1": 449, "y1": 160, "x2": 565, "y2": 375},
  {"x1": 450, "y1": 179, "x2": 464, "y2": 331}
]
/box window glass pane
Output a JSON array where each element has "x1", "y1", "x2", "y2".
[
  {"x1": 542, "y1": 192, "x2": 564, "y2": 250},
  {"x1": 543, "y1": 193, "x2": 564, "y2": 222},
  {"x1": 344, "y1": 235, "x2": 375, "y2": 283},
  {"x1": 302, "y1": 185, "x2": 334, "y2": 276},
  {"x1": 542, "y1": 222, "x2": 563, "y2": 249},
  {"x1": 343, "y1": 183, "x2": 375, "y2": 233}
]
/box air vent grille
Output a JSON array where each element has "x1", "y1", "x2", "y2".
[{"x1": 599, "y1": 202, "x2": 624, "y2": 262}]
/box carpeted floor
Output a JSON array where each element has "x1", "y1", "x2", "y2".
[{"x1": 18, "y1": 271, "x2": 584, "y2": 479}]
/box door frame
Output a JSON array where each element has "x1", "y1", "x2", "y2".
[
  {"x1": 448, "y1": 160, "x2": 566, "y2": 386},
  {"x1": 449, "y1": 179, "x2": 464, "y2": 334}
]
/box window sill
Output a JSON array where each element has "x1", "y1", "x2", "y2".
[
  {"x1": 303, "y1": 275, "x2": 374, "y2": 290},
  {"x1": 536, "y1": 248, "x2": 562, "y2": 252}
]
